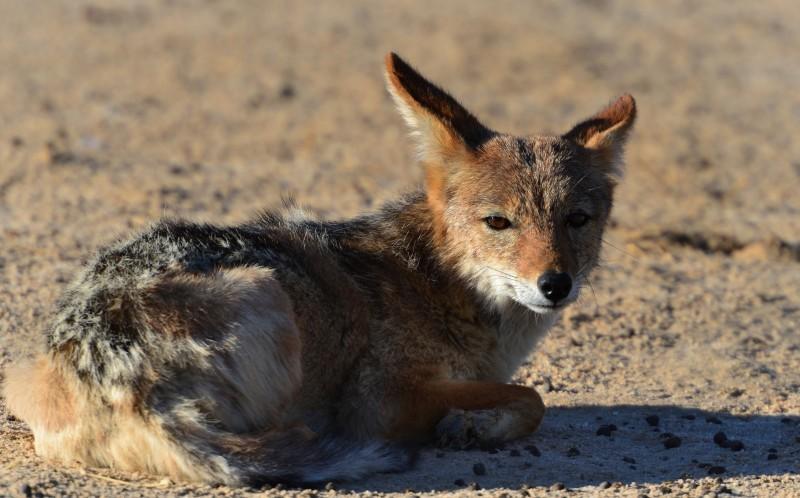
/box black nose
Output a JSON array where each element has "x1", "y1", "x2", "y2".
[{"x1": 537, "y1": 271, "x2": 572, "y2": 303}]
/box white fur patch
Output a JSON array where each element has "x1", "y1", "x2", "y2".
[
  {"x1": 454, "y1": 260, "x2": 573, "y2": 380},
  {"x1": 384, "y1": 73, "x2": 437, "y2": 162}
]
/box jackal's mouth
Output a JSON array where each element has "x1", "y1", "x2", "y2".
[{"x1": 521, "y1": 300, "x2": 573, "y2": 315}]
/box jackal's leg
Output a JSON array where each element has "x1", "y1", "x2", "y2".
[{"x1": 390, "y1": 380, "x2": 544, "y2": 448}]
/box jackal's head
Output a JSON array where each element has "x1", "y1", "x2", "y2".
[{"x1": 385, "y1": 53, "x2": 635, "y2": 314}]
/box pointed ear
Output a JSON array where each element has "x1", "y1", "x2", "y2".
[
  {"x1": 384, "y1": 52, "x2": 492, "y2": 162},
  {"x1": 564, "y1": 94, "x2": 636, "y2": 176}
]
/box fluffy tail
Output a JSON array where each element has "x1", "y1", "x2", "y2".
[
  {"x1": 3, "y1": 353, "x2": 413, "y2": 486},
  {"x1": 225, "y1": 429, "x2": 415, "y2": 486}
]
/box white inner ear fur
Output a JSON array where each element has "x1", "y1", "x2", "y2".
[
  {"x1": 585, "y1": 121, "x2": 632, "y2": 180},
  {"x1": 384, "y1": 74, "x2": 458, "y2": 163}
]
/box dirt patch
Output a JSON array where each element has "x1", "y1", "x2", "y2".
[{"x1": 633, "y1": 230, "x2": 800, "y2": 263}]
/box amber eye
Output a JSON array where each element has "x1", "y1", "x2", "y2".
[
  {"x1": 566, "y1": 212, "x2": 590, "y2": 228},
  {"x1": 484, "y1": 216, "x2": 512, "y2": 230}
]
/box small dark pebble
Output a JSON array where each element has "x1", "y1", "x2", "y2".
[
  {"x1": 681, "y1": 414, "x2": 696, "y2": 420},
  {"x1": 598, "y1": 481, "x2": 611, "y2": 489},
  {"x1": 660, "y1": 486, "x2": 672, "y2": 494},
  {"x1": 454, "y1": 479, "x2": 466, "y2": 486},
  {"x1": 713, "y1": 431, "x2": 728, "y2": 446},
  {"x1": 11, "y1": 136, "x2": 24, "y2": 147},
  {"x1": 706, "y1": 416, "x2": 722, "y2": 424},
  {"x1": 663, "y1": 435, "x2": 682, "y2": 449},
  {"x1": 467, "y1": 482, "x2": 481, "y2": 491},
  {"x1": 525, "y1": 444, "x2": 541, "y2": 457},
  {"x1": 767, "y1": 453, "x2": 778, "y2": 460},
  {"x1": 509, "y1": 449, "x2": 521, "y2": 457},
  {"x1": 623, "y1": 456, "x2": 636, "y2": 464},
  {"x1": 50, "y1": 151, "x2": 76, "y2": 165},
  {"x1": 645, "y1": 415, "x2": 660, "y2": 426},
  {"x1": 472, "y1": 462, "x2": 486, "y2": 476},
  {"x1": 168, "y1": 164, "x2": 186, "y2": 175},
  {"x1": 729, "y1": 388, "x2": 744, "y2": 398},
  {"x1": 566, "y1": 447, "x2": 580, "y2": 457},
  {"x1": 781, "y1": 417, "x2": 794, "y2": 425},
  {"x1": 768, "y1": 448, "x2": 777, "y2": 453},
  {"x1": 550, "y1": 482, "x2": 566, "y2": 491},
  {"x1": 18, "y1": 484, "x2": 32, "y2": 498},
  {"x1": 718, "y1": 486, "x2": 733, "y2": 494},
  {"x1": 596, "y1": 424, "x2": 617, "y2": 437},
  {"x1": 727, "y1": 440, "x2": 744, "y2": 451},
  {"x1": 708, "y1": 465, "x2": 726, "y2": 475},
  {"x1": 279, "y1": 83, "x2": 296, "y2": 100}
]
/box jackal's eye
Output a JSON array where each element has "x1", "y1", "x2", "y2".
[
  {"x1": 566, "y1": 212, "x2": 590, "y2": 228},
  {"x1": 484, "y1": 216, "x2": 512, "y2": 230}
]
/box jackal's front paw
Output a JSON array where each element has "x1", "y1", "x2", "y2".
[{"x1": 435, "y1": 409, "x2": 505, "y2": 450}]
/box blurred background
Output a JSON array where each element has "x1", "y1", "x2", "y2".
[
  {"x1": 1, "y1": 1, "x2": 799, "y2": 496},
  {"x1": 1, "y1": 1, "x2": 798, "y2": 238}
]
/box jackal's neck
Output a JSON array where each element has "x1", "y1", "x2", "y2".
[
  {"x1": 345, "y1": 190, "x2": 487, "y2": 312},
  {"x1": 364, "y1": 190, "x2": 451, "y2": 274}
]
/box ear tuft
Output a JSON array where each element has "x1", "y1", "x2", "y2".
[{"x1": 384, "y1": 52, "x2": 492, "y2": 160}]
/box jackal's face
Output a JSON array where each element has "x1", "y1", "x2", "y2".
[{"x1": 386, "y1": 53, "x2": 636, "y2": 313}]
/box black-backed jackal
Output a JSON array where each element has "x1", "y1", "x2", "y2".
[{"x1": 4, "y1": 53, "x2": 635, "y2": 485}]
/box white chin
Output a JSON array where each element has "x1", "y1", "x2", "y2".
[{"x1": 521, "y1": 302, "x2": 564, "y2": 314}]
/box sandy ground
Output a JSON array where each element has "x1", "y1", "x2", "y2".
[{"x1": 1, "y1": 1, "x2": 799, "y2": 496}]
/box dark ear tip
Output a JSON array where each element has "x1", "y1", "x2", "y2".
[{"x1": 385, "y1": 52, "x2": 405, "y2": 75}]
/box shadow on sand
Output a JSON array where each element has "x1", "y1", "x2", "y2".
[{"x1": 346, "y1": 405, "x2": 799, "y2": 492}]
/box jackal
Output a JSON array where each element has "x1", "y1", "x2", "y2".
[{"x1": 4, "y1": 53, "x2": 635, "y2": 485}]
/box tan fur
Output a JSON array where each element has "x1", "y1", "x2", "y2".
[
  {"x1": 5, "y1": 357, "x2": 77, "y2": 433},
  {"x1": 144, "y1": 267, "x2": 302, "y2": 431},
  {"x1": 5, "y1": 267, "x2": 304, "y2": 484},
  {"x1": 6, "y1": 355, "x2": 198, "y2": 479}
]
